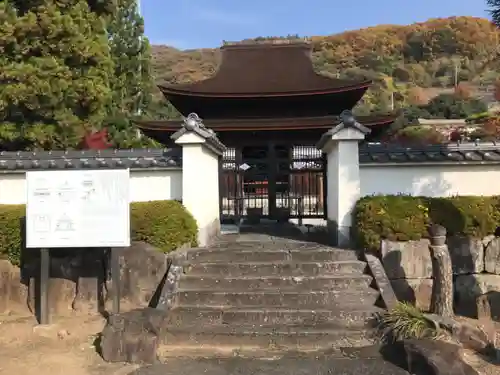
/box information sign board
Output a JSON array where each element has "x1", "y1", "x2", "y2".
[{"x1": 26, "y1": 169, "x2": 130, "y2": 248}]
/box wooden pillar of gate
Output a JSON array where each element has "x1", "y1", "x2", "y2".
[{"x1": 318, "y1": 174, "x2": 324, "y2": 212}]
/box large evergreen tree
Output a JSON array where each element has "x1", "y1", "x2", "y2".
[
  {"x1": 105, "y1": 0, "x2": 159, "y2": 148},
  {"x1": 488, "y1": 0, "x2": 500, "y2": 27},
  {"x1": 0, "y1": 0, "x2": 113, "y2": 150}
]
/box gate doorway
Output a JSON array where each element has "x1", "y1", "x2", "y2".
[{"x1": 220, "y1": 143, "x2": 326, "y2": 223}]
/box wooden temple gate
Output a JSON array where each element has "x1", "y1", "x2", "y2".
[
  {"x1": 136, "y1": 42, "x2": 397, "y2": 225},
  {"x1": 220, "y1": 143, "x2": 326, "y2": 222}
]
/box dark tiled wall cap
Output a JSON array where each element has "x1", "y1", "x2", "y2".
[
  {"x1": 359, "y1": 142, "x2": 500, "y2": 164},
  {"x1": 0, "y1": 148, "x2": 181, "y2": 170}
]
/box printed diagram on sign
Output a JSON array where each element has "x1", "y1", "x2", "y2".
[
  {"x1": 57, "y1": 180, "x2": 76, "y2": 202},
  {"x1": 81, "y1": 176, "x2": 96, "y2": 200},
  {"x1": 32, "y1": 177, "x2": 51, "y2": 202},
  {"x1": 32, "y1": 215, "x2": 50, "y2": 233},
  {"x1": 55, "y1": 214, "x2": 75, "y2": 232}
]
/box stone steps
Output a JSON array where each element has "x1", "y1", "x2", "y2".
[
  {"x1": 158, "y1": 237, "x2": 382, "y2": 357},
  {"x1": 167, "y1": 306, "x2": 383, "y2": 327},
  {"x1": 156, "y1": 345, "x2": 382, "y2": 361},
  {"x1": 175, "y1": 289, "x2": 379, "y2": 307},
  {"x1": 178, "y1": 274, "x2": 373, "y2": 290},
  {"x1": 163, "y1": 324, "x2": 375, "y2": 349},
  {"x1": 183, "y1": 260, "x2": 367, "y2": 277},
  {"x1": 187, "y1": 248, "x2": 359, "y2": 263}
]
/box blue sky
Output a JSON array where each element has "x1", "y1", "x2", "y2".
[{"x1": 141, "y1": 0, "x2": 490, "y2": 49}]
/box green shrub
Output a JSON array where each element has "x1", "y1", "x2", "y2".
[
  {"x1": 353, "y1": 194, "x2": 500, "y2": 253},
  {"x1": 0, "y1": 200, "x2": 198, "y2": 266},
  {"x1": 130, "y1": 200, "x2": 198, "y2": 253},
  {"x1": 376, "y1": 302, "x2": 437, "y2": 342},
  {"x1": 0, "y1": 205, "x2": 25, "y2": 266}
]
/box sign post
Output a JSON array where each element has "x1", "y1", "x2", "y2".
[
  {"x1": 39, "y1": 247, "x2": 50, "y2": 324},
  {"x1": 26, "y1": 169, "x2": 130, "y2": 324}
]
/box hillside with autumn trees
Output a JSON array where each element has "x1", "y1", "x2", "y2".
[
  {"x1": 151, "y1": 16, "x2": 500, "y2": 127},
  {"x1": 2, "y1": 9, "x2": 500, "y2": 151}
]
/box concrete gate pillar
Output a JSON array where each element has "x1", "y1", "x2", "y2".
[
  {"x1": 316, "y1": 110, "x2": 370, "y2": 247},
  {"x1": 172, "y1": 113, "x2": 226, "y2": 246}
]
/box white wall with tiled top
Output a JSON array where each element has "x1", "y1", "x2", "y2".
[
  {"x1": 0, "y1": 169, "x2": 183, "y2": 205},
  {"x1": 360, "y1": 163, "x2": 500, "y2": 197}
]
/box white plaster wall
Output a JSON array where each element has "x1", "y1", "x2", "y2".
[
  {"x1": 0, "y1": 169, "x2": 182, "y2": 205},
  {"x1": 360, "y1": 164, "x2": 500, "y2": 197},
  {"x1": 180, "y1": 143, "x2": 220, "y2": 246},
  {"x1": 326, "y1": 141, "x2": 361, "y2": 229}
]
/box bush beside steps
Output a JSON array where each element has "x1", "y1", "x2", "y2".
[{"x1": 353, "y1": 194, "x2": 500, "y2": 253}]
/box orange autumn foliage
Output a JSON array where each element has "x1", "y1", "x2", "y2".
[
  {"x1": 483, "y1": 117, "x2": 500, "y2": 139},
  {"x1": 408, "y1": 86, "x2": 431, "y2": 105},
  {"x1": 454, "y1": 82, "x2": 472, "y2": 99}
]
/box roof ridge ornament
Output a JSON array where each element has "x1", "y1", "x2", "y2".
[
  {"x1": 173, "y1": 113, "x2": 226, "y2": 154},
  {"x1": 183, "y1": 113, "x2": 204, "y2": 130},
  {"x1": 316, "y1": 110, "x2": 371, "y2": 150},
  {"x1": 340, "y1": 110, "x2": 356, "y2": 128}
]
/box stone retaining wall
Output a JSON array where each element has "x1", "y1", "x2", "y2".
[
  {"x1": 381, "y1": 236, "x2": 500, "y2": 318},
  {"x1": 0, "y1": 242, "x2": 184, "y2": 315}
]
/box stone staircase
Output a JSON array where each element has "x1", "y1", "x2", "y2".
[{"x1": 158, "y1": 236, "x2": 383, "y2": 358}]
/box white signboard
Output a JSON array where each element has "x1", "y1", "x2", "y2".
[{"x1": 26, "y1": 169, "x2": 130, "y2": 248}]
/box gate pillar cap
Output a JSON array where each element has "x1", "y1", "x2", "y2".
[
  {"x1": 316, "y1": 111, "x2": 370, "y2": 151},
  {"x1": 172, "y1": 113, "x2": 226, "y2": 155}
]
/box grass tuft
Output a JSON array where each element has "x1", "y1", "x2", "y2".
[{"x1": 376, "y1": 302, "x2": 438, "y2": 342}]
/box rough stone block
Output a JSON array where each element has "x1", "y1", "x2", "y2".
[
  {"x1": 455, "y1": 274, "x2": 500, "y2": 319},
  {"x1": 447, "y1": 236, "x2": 484, "y2": 274},
  {"x1": 100, "y1": 307, "x2": 168, "y2": 364},
  {"x1": 1, "y1": 241, "x2": 175, "y2": 316},
  {"x1": 403, "y1": 339, "x2": 478, "y2": 375},
  {"x1": 364, "y1": 253, "x2": 398, "y2": 310},
  {"x1": 390, "y1": 278, "x2": 432, "y2": 311},
  {"x1": 106, "y1": 242, "x2": 169, "y2": 307},
  {"x1": 455, "y1": 274, "x2": 500, "y2": 299},
  {"x1": 0, "y1": 260, "x2": 29, "y2": 313},
  {"x1": 381, "y1": 239, "x2": 432, "y2": 279},
  {"x1": 484, "y1": 237, "x2": 500, "y2": 274}
]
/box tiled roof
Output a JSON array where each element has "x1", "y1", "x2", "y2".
[
  {"x1": 2, "y1": 142, "x2": 500, "y2": 172},
  {"x1": 159, "y1": 43, "x2": 370, "y2": 96},
  {"x1": 359, "y1": 142, "x2": 500, "y2": 164},
  {"x1": 0, "y1": 148, "x2": 181, "y2": 171}
]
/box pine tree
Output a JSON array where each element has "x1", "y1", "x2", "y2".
[
  {"x1": 105, "y1": 0, "x2": 158, "y2": 148},
  {"x1": 488, "y1": 0, "x2": 500, "y2": 27},
  {"x1": 0, "y1": 0, "x2": 113, "y2": 150}
]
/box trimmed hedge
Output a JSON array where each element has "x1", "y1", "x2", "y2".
[
  {"x1": 130, "y1": 200, "x2": 198, "y2": 252},
  {"x1": 353, "y1": 195, "x2": 500, "y2": 253},
  {"x1": 0, "y1": 200, "x2": 198, "y2": 266},
  {"x1": 0, "y1": 205, "x2": 25, "y2": 266}
]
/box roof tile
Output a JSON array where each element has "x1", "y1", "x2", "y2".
[
  {"x1": 360, "y1": 142, "x2": 500, "y2": 164},
  {"x1": 0, "y1": 148, "x2": 181, "y2": 171}
]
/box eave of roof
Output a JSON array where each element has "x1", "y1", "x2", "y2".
[
  {"x1": 158, "y1": 81, "x2": 371, "y2": 98},
  {"x1": 136, "y1": 114, "x2": 398, "y2": 132}
]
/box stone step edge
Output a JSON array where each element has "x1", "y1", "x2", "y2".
[
  {"x1": 175, "y1": 289, "x2": 379, "y2": 295},
  {"x1": 188, "y1": 248, "x2": 357, "y2": 254},
  {"x1": 183, "y1": 260, "x2": 367, "y2": 266},
  {"x1": 166, "y1": 325, "x2": 374, "y2": 335},
  {"x1": 156, "y1": 345, "x2": 378, "y2": 360},
  {"x1": 172, "y1": 302, "x2": 380, "y2": 310},
  {"x1": 170, "y1": 305, "x2": 383, "y2": 314},
  {"x1": 179, "y1": 274, "x2": 373, "y2": 281}
]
